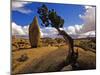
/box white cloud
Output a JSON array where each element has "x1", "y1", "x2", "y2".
[
  {"x1": 40, "y1": 30, "x2": 43, "y2": 37},
  {"x1": 12, "y1": 5, "x2": 96, "y2": 38},
  {"x1": 63, "y1": 23, "x2": 95, "y2": 38},
  {"x1": 79, "y1": 6, "x2": 96, "y2": 33},
  {"x1": 40, "y1": 25, "x2": 83, "y2": 38},
  {"x1": 12, "y1": 22, "x2": 56, "y2": 38},
  {"x1": 67, "y1": 6, "x2": 96, "y2": 38},
  {"x1": 35, "y1": 6, "x2": 95, "y2": 38},
  {"x1": 40, "y1": 27, "x2": 58, "y2": 38},
  {"x1": 12, "y1": 22, "x2": 29, "y2": 35},
  {"x1": 23, "y1": 25, "x2": 29, "y2": 35},
  {"x1": 12, "y1": 1, "x2": 28, "y2": 8},
  {"x1": 64, "y1": 24, "x2": 83, "y2": 35},
  {"x1": 84, "y1": 6, "x2": 92, "y2": 9},
  {"x1": 12, "y1": 1, "x2": 32, "y2": 14},
  {"x1": 67, "y1": 26, "x2": 76, "y2": 34},
  {"x1": 12, "y1": 22, "x2": 43, "y2": 37},
  {"x1": 12, "y1": 22, "x2": 95, "y2": 39},
  {"x1": 78, "y1": 30, "x2": 95, "y2": 38}
]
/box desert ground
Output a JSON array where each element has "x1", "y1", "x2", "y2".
[{"x1": 12, "y1": 36, "x2": 96, "y2": 74}]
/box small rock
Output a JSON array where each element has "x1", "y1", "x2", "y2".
[{"x1": 61, "y1": 65, "x2": 72, "y2": 71}]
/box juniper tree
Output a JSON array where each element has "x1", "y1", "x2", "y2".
[{"x1": 37, "y1": 4, "x2": 78, "y2": 65}]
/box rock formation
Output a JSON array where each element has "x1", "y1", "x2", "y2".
[{"x1": 29, "y1": 16, "x2": 41, "y2": 48}]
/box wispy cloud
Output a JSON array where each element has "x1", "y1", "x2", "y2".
[{"x1": 12, "y1": 1, "x2": 32, "y2": 14}]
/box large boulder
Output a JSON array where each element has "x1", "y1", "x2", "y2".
[{"x1": 29, "y1": 16, "x2": 41, "y2": 48}]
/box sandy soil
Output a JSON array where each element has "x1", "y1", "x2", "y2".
[{"x1": 12, "y1": 46, "x2": 96, "y2": 74}]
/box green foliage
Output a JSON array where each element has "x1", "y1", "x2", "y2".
[{"x1": 37, "y1": 4, "x2": 64, "y2": 28}]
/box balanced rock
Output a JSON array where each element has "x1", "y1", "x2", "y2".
[{"x1": 29, "y1": 16, "x2": 41, "y2": 48}]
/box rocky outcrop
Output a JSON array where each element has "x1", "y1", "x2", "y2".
[{"x1": 29, "y1": 16, "x2": 41, "y2": 48}]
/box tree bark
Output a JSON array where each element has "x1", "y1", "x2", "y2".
[
  {"x1": 56, "y1": 28, "x2": 74, "y2": 54},
  {"x1": 56, "y1": 28, "x2": 78, "y2": 65}
]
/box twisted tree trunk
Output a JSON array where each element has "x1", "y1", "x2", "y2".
[
  {"x1": 56, "y1": 28, "x2": 78, "y2": 66},
  {"x1": 56, "y1": 28, "x2": 74, "y2": 53}
]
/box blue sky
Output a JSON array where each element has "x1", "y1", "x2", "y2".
[
  {"x1": 12, "y1": 1, "x2": 96, "y2": 38},
  {"x1": 12, "y1": 2, "x2": 86, "y2": 27}
]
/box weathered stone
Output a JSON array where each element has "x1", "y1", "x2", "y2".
[
  {"x1": 29, "y1": 16, "x2": 41, "y2": 48},
  {"x1": 61, "y1": 65, "x2": 72, "y2": 71}
]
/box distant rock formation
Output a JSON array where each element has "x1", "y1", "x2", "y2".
[{"x1": 29, "y1": 16, "x2": 41, "y2": 48}]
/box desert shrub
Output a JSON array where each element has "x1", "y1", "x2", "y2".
[
  {"x1": 55, "y1": 38, "x2": 64, "y2": 43},
  {"x1": 88, "y1": 42, "x2": 96, "y2": 49},
  {"x1": 79, "y1": 40, "x2": 96, "y2": 50},
  {"x1": 17, "y1": 54, "x2": 28, "y2": 62}
]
